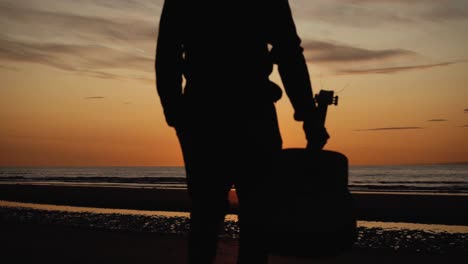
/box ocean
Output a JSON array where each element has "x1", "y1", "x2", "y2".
[{"x1": 1, "y1": 164, "x2": 467, "y2": 193}]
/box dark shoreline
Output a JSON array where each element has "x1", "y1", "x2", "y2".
[{"x1": 1, "y1": 183, "x2": 467, "y2": 225}]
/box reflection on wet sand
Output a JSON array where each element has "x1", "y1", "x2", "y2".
[{"x1": 1, "y1": 200, "x2": 467, "y2": 234}]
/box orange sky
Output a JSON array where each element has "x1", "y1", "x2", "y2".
[{"x1": 0, "y1": 0, "x2": 467, "y2": 166}]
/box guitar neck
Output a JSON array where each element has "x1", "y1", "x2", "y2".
[
  {"x1": 314, "y1": 90, "x2": 337, "y2": 127},
  {"x1": 316, "y1": 104, "x2": 329, "y2": 127}
]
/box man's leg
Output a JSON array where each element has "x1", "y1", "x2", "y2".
[
  {"x1": 188, "y1": 194, "x2": 229, "y2": 264},
  {"x1": 235, "y1": 179, "x2": 269, "y2": 264},
  {"x1": 177, "y1": 127, "x2": 232, "y2": 264},
  {"x1": 234, "y1": 101, "x2": 282, "y2": 264}
]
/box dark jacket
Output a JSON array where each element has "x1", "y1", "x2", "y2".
[{"x1": 155, "y1": 0, "x2": 316, "y2": 127}]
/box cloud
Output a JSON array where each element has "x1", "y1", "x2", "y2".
[
  {"x1": 300, "y1": 40, "x2": 468, "y2": 76},
  {"x1": 460, "y1": 125, "x2": 468, "y2": 128},
  {"x1": 0, "y1": 3, "x2": 157, "y2": 45},
  {"x1": 0, "y1": 3, "x2": 157, "y2": 81},
  {"x1": 464, "y1": 109, "x2": 468, "y2": 113},
  {"x1": 292, "y1": 1, "x2": 414, "y2": 28},
  {"x1": 298, "y1": 0, "x2": 468, "y2": 27},
  {"x1": 0, "y1": 64, "x2": 18, "y2": 71},
  {"x1": 347, "y1": 0, "x2": 432, "y2": 2},
  {"x1": 427, "y1": 119, "x2": 448, "y2": 122},
  {"x1": 0, "y1": 1, "x2": 464, "y2": 80},
  {"x1": 421, "y1": 1, "x2": 468, "y2": 21},
  {"x1": 338, "y1": 61, "x2": 467, "y2": 75},
  {"x1": 84, "y1": 96, "x2": 105, "y2": 99},
  {"x1": 302, "y1": 40, "x2": 416, "y2": 63},
  {"x1": 0, "y1": 37, "x2": 154, "y2": 79},
  {"x1": 355, "y1": 127, "x2": 424, "y2": 131}
]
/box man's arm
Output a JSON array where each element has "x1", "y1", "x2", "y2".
[
  {"x1": 270, "y1": 0, "x2": 315, "y2": 121},
  {"x1": 155, "y1": 0, "x2": 184, "y2": 128},
  {"x1": 270, "y1": 0, "x2": 329, "y2": 150}
]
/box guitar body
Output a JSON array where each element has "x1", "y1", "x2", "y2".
[
  {"x1": 265, "y1": 149, "x2": 357, "y2": 258},
  {"x1": 265, "y1": 90, "x2": 357, "y2": 258}
]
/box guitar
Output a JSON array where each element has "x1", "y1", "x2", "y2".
[{"x1": 266, "y1": 89, "x2": 357, "y2": 258}]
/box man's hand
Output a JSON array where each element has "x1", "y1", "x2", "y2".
[{"x1": 303, "y1": 119, "x2": 329, "y2": 151}]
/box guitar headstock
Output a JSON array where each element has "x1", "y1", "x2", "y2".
[{"x1": 315, "y1": 90, "x2": 338, "y2": 107}]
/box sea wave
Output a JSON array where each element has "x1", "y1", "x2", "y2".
[
  {"x1": 1, "y1": 165, "x2": 467, "y2": 193},
  {"x1": 0, "y1": 176, "x2": 187, "y2": 185}
]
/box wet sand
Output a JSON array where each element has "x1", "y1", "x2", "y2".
[
  {"x1": 1, "y1": 220, "x2": 466, "y2": 264},
  {"x1": 0, "y1": 183, "x2": 467, "y2": 225},
  {"x1": 1, "y1": 202, "x2": 467, "y2": 264},
  {"x1": 0, "y1": 183, "x2": 467, "y2": 263}
]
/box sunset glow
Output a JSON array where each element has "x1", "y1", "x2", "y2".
[{"x1": 1, "y1": 0, "x2": 467, "y2": 166}]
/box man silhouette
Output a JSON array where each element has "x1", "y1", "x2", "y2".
[{"x1": 155, "y1": 1, "x2": 329, "y2": 263}]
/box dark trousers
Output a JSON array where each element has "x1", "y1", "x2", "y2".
[{"x1": 176, "y1": 99, "x2": 282, "y2": 264}]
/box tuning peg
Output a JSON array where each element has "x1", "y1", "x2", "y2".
[{"x1": 333, "y1": 96, "x2": 339, "y2": 106}]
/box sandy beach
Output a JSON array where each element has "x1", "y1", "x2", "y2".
[
  {"x1": 1, "y1": 209, "x2": 467, "y2": 264},
  {"x1": 1, "y1": 199, "x2": 467, "y2": 264},
  {"x1": 0, "y1": 223, "x2": 464, "y2": 264}
]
